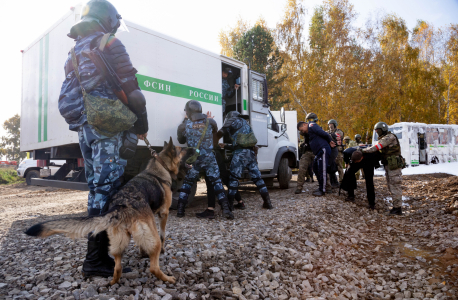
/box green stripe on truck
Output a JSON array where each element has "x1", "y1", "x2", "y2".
[
  {"x1": 136, "y1": 74, "x2": 222, "y2": 105},
  {"x1": 43, "y1": 34, "x2": 49, "y2": 142}
]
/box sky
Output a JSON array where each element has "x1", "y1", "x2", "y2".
[{"x1": 0, "y1": 0, "x2": 457, "y2": 143}]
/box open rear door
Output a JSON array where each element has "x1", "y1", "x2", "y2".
[{"x1": 249, "y1": 71, "x2": 268, "y2": 147}]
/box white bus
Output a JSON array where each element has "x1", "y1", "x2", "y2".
[{"x1": 373, "y1": 122, "x2": 458, "y2": 166}]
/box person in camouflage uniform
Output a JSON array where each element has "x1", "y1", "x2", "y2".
[
  {"x1": 363, "y1": 122, "x2": 404, "y2": 215},
  {"x1": 222, "y1": 68, "x2": 239, "y2": 112},
  {"x1": 295, "y1": 122, "x2": 315, "y2": 194},
  {"x1": 217, "y1": 111, "x2": 273, "y2": 209},
  {"x1": 58, "y1": 0, "x2": 148, "y2": 278},
  {"x1": 176, "y1": 100, "x2": 233, "y2": 219},
  {"x1": 343, "y1": 136, "x2": 351, "y2": 150},
  {"x1": 327, "y1": 119, "x2": 345, "y2": 182}
]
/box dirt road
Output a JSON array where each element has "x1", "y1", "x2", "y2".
[{"x1": 0, "y1": 175, "x2": 457, "y2": 300}]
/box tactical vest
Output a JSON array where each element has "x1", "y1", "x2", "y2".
[
  {"x1": 380, "y1": 132, "x2": 401, "y2": 160},
  {"x1": 230, "y1": 118, "x2": 256, "y2": 148},
  {"x1": 184, "y1": 118, "x2": 213, "y2": 155}
]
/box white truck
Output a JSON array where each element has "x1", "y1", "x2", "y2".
[
  {"x1": 20, "y1": 5, "x2": 298, "y2": 204},
  {"x1": 372, "y1": 122, "x2": 458, "y2": 166}
]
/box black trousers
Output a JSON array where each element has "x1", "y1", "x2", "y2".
[
  {"x1": 346, "y1": 162, "x2": 375, "y2": 206},
  {"x1": 206, "y1": 150, "x2": 241, "y2": 208}
]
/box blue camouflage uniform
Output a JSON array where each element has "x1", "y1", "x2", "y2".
[
  {"x1": 222, "y1": 78, "x2": 235, "y2": 112},
  {"x1": 58, "y1": 31, "x2": 131, "y2": 213},
  {"x1": 177, "y1": 115, "x2": 227, "y2": 205},
  {"x1": 218, "y1": 117, "x2": 268, "y2": 196}
]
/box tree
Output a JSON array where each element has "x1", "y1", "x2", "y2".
[
  {"x1": 233, "y1": 24, "x2": 287, "y2": 110},
  {"x1": 1, "y1": 114, "x2": 26, "y2": 163}
]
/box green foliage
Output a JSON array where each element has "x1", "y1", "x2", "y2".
[
  {"x1": 0, "y1": 168, "x2": 24, "y2": 185},
  {"x1": 233, "y1": 25, "x2": 288, "y2": 110},
  {"x1": 1, "y1": 114, "x2": 26, "y2": 164}
]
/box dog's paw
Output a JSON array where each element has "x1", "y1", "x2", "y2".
[{"x1": 166, "y1": 276, "x2": 176, "y2": 284}]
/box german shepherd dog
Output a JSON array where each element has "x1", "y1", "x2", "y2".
[{"x1": 25, "y1": 137, "x2": 194, "y2": 285}]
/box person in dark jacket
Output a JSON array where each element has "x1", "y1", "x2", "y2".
[
  {"x1": 58, "y1": 0, "x2": 148, "y2": 278},
  {"x1": 342, "y1": 147, "x2": 381, "y2": 210},
  {"x1": 303, "y1": 113, "x2": 336, "y2": 196}
]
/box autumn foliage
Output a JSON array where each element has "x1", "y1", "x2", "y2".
[{"x1": 219, "y1": 0, "x2": 458, "y2": 141}]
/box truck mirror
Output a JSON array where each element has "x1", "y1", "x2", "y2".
[
  {"x1": 280, "y1": 107, "x2": 285, "y2": 123},
  {"x1": 281, "y1": 123, "x2": 287, "y2": 132}
]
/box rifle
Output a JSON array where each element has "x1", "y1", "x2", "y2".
[{"x1": 87, "y1": 40, "x2": 129, "y2": 105}]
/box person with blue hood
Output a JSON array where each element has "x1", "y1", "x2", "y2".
[{"x1": 298, "y1": 113, "x2": 336, "y2": 196}]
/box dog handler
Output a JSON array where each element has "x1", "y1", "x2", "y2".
[{"x1": 58, "y1": 0, "x2": 148, "y2": 277}]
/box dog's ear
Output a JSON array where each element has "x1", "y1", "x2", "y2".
[
  {"x1": 163, "y1": 140, "x2": 168, "y2": 148},
  {"x1": 165, "y1": 137, "x2": 174, "y2": 153}
]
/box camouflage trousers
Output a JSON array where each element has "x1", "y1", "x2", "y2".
[
  {"x1": 179, "y1": 152, "x2": 226, "y2": 204},
  {"x1": 336, "y1": 152, "x2": 344, "y2": 182},
  {"x1": 297, "y1": 151, "x2": 315, "y2": 189},
  {"x1": 228, "y1": 149, "x2": 267, "y2": 195},
  {"x1": 78, "y1": 123, "x2": 126, "y2": 213},
  {"x1": 385, "y1": 166, "x2": 402, "y2": 208}
]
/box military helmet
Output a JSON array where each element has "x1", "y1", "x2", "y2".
[
  {"x1": 306, "y1": 112, "x2": 318, "y2": 122},
  {"x1": 184, "y1": 100, "x2": 202, "y2": 118},
  {"x1": 69, "y1": 0, "x2": 123, "y2": 39},
  {"x1": 374, "y1": 122, "x2": 389, "y2": 133},
  {"x1": 355, "y1": 134, "x2": 361, "y2": 139},
  {"x1": 226, "y1": 111, "x2": 240, "y2": 119},
  {"x1": 328, "y1": 119, "x2": 338, "y2": 127},
  {"x1": 344, "y1": 136, "x2": 350, "y2": 141}
]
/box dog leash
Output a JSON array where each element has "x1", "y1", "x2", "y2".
[{"x1": 143, "y1": 137, "x2": 172, "y2": 174}]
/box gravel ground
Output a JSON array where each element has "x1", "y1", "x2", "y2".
[{"x1": 0, "y1": 174, "x2": 457, "y2": 300}]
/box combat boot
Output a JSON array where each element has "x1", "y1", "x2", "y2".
[
  {"x1": 177, "y1": 201, "x2": 186, "y2": 218},
  {"x1": 219, "y1": 197, "x2": 234, "y2": 219},
  {"x1": 260, "y1": 192, "x2": 273, "y2": 209},
  {"x1": 312, "y1": 189, "x2": 325, "y2": 197},
  {"x1": 345, "y1": 195, "x2": 355, "y2": 202},
  {"x1": 234, "y1": 202, "x2": 246, "y2": 210},
  {"x1": 227, "y1": 194, "x2": 235, "y2": 211},
  {"x1": 294, "y1": 189, "x2": 303, "y2": 194},
  {"x1": 196, "y1": 209, "x2": 215, "y2": 219},
  {"x1": 82, "y1": 232, "x2": 131, "y2": 278},
  {"x1": 389, "y1": 207, "x2": 403, "y2": 215}
]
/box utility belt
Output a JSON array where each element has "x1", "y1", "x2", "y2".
[
  {"x1": 382, "y1": 155, "x2": 406, "y2": 170},
  {"x1": 234, "y1": 145, "x2": 254, "y2": 151}
]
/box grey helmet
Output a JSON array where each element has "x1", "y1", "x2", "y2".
[
  {"x1": 306, "y1": 112, "x2": 318, "y2": 123},
  {"x1": 328, "y1": 119, "x2": 338, "y2": 127},
  {"x1": 223, "y1": 111, "x2": 241, "y2": 128},
  {"x1": 355, "y1": 134, "x2": 362, "y2": 139},
  {"x1": 184, "y1": 100, "x2": 202, "y2": 118},
  {"x1": 374, "y1": 122, "x2": 389, "y2": 134},
  {"x1": 69, "y1": 0, "x2": 123, "y2": 39}
]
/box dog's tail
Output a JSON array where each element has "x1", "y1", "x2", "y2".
[{"x1": 24, "y1": 205, "x2": 125, "y2": 239}]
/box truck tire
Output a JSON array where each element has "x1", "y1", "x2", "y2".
[
  {"x1": 170, "y1": 182, "x2": 197, "y2": 210},
  {"x1": 26, "y1": 170, "x2": 40, "y2": 186},
  {"x1": 277, "y1": 157, "x2": 292, "y2": 189}
]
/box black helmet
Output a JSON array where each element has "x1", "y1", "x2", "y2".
[
  {"x1": 184, "y1": 100, "x2": 202, "y2": 118},
  {"x1": 69, "y1": 0, "x2": 123, "y2": 39},
  {"x1": 328, "y1": 119, "x2": 337, "y2": 127},
  {"x1": 306, "y1": 112, "x2": 318, "y2": 123},
  {"x1": 355, "y1": 134, "x2": 362, "y2": 139},
  {"x1": 374, "y1": 122, "x2": 389, "y2": 134}
]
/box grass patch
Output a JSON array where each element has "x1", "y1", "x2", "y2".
[{"x1": 0, "y1": 168, "x2": 25, "y2": 185}]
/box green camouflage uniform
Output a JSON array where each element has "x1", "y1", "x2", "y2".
[
  {"x1": 297, "y1": 133, "x2": 315, "y2": 190},
  {"x1": 328, "y1": 128, "x2": 345, "y2": 182},
  {"x1": 363, "y1": 132, "x2": 403, "y2": 208}
]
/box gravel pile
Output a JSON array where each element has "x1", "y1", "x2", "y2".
[{"x1": 0, "y1": 175, "x2": 457, "y2": 300}]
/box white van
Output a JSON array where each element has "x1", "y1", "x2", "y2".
[
  {"x1": 20, "y1": 5, "x2": 298, "y2": 203},
  {"x1": 372, "y1": 122, "x2": 458, "y2": 166}
]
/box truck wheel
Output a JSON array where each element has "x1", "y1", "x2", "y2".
[
  {"x1": 277, "y1": 157, "x2": 292, "y2": 189},
  {"x1": 170, "y1": 182, "x2": 197, "y2": 210},
  {"x1": 264, "y1": 177, "x2": 274, "y2": 188},
  {"x1": 26, "y1": 170, "x2": 40, "y2": 185}
]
